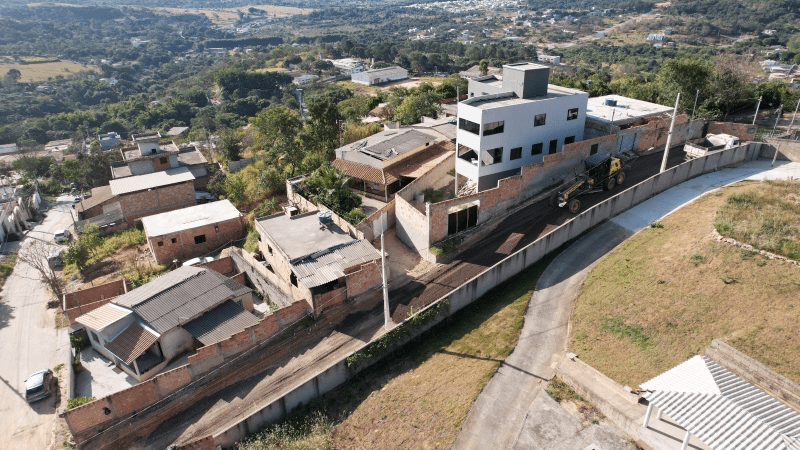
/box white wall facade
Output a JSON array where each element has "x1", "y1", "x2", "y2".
[{"x1": 456, "y1": 91, "x2": 588, "y2": 190}]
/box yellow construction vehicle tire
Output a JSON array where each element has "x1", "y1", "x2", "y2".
[
  {"x1": 568, "y1": 198, "x2": 581, "y2": 214},
  {"x1": 604, "y1": 177, "x2": 616, "y2": 191},
  {"x1": 616, "y1": 171, "x2": 626, "y2": 185}
]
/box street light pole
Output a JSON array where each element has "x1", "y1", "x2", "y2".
[
  {"x1": 690, "y1": 89, "x2": 699, "y2": 120},
  {"x1": 753, "y1": 96, "x2": 762, "y2": 125},
  {"x1": 660, "y1": 92, "x2": 680, "y2": 173}
]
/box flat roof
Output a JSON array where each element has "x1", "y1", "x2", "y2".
[
  {"x1": 257, "y1": 213, "x2": 355, "y2": 261},
  {"x1": 461, "y1": 85, "x2": 585, "y2": 110},
  {"x1": 141, "y1": 199, "x2": 241, "y2": 237},
  {"x1": 109, "y1": 166, "x2": 194, "y2": 196},
  {"x1": 336, "y1": 128, "x2": 439, "y2": 165},
  {"x1": 586, "y1": 95, "x2": 673, "y2": 125}
]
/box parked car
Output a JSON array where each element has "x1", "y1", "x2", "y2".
[
  {"x1": 47, "y1": 251, "x2": 64, "y2": 269},
  {"x1": 195, "y1": 191, "x2": 216, "y2": 204},
  {"x1": 72, "y1": 196, "x2": 81, "y2": 204},
  {"x1": 24, "y1": 369, "x2": 53, "y2": 403},
  {"x1": 54, "y1": 229, "x2": 71, "y2": 244},
  {"x1": 182, "y1": 256, "x2": 215, "y2": 267}
]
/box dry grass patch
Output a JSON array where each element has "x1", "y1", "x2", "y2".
[
  {"x1": 569, "y1": 182, "x2": 800, "y2": 388},
  {"x1": 240, "y1": 243, "x2": 567, "y2": 450},
  {"x1": 0, "y1": 61, "x2": 99, "y2": 83}
]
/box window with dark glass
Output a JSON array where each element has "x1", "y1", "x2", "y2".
[
  {"x1": 459, "y1": 118, "x2": 480, "y2": 135},
  {"x1": 534, "y1": 114, "x2": 546, "y2": 127},
  {"x1": 483, "y1": 121, "x2": 504, "y2": 136},
  {"x1": 510, "y1": 147, "x2": 522, "y2": 160},
  {"x1": 194, "y1": 235, "x2": 206, "y2": 244},
  {"x1": 482, "y1": 147, "x2": 503, "y2": 165},
  {"x1": 531, "y1": 142, "x2": 543, "y2": 155},
  {"x1": 564, "y1": 136, "x2": 575, "y2": 145},
  {"x1": 567, "y1": 108, "x2": 579, "y2": 121},
  {"x1": 549, "y1": 139, "x2": 558, "y2": 154},
  {"x1": 590, "y1": 143, "x2": 599, "y2": 155}
]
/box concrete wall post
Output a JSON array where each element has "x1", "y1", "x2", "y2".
[
  {"x1": 680, "y1": 430, "x2": 691, "y2": 450},
  {"x1": 643, "y1": 401, "x2": 654, "y2": 427}
]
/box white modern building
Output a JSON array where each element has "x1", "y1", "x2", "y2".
[
  {"x1": 351, "y1": 66, "x2": 408, "y2": 85},
  {"x1": 456, "y1": 63, "x2": 588, "y2": 191},
  {"x1": 537, "y1": 54, "x2": 561, "y2": 65}
]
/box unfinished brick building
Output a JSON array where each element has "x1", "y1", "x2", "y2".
[
  {"x1": 110, "y1": 131, "x2": 211, "y2": 189},
  {"x1": 109, "y1": 166, "x2": 197, "y2": 225},
  {"x1": 142, "y1": 200, "x2": 245, "y2": 265}
]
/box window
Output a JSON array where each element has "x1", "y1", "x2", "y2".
[
  {"x1": 531, "y1": 142, "x2": 543, "y2": 155},
  {"x1": 483, "y1": 147, "x2": 503, "y2": 165},
  {"x1": 157, "y1": 241, "x2": 163, "y2": 247},
  {"x1": 267, "y1": 245, "x2": 273, "y2": 255},
  {"x1": 194, "y1": 235, "x2": 206, "y2": 244},
  {"x1": 534, "y1": 114, "x2": 546, "y2": 127},
  {"x1": 510, "y1": 147, "x2": 522, "y2": 160},
  {"x1": 159, "y1": 157, "x2": 167, "y2": 164},
  {"x1": 150, "y1": 148, "x2": 156, "y2": 155},
  {"x1": 590, "y1": 144, "x2": 599, "y2": 155},
  {"x1": 483, "y1": 121, "x2": 504, "y2": 136},
  {"x1": 567, "y1": 108, "x2": 579, "y2": 121},
  {"x1": 458, "y1": 118, "x2": 480, "y2": 135},
  {"x1": 171, "y1": 238, "x2": 177, "y2": 243},
  {"x1": 564, "y1": 136, "x2": 575, "y2": 145},
  {"x1": 549, "y1": 139, "x2": 558, "y2": 154},
  {"x1": 290, "y1": 272, "x2": 298, "y2": 287}
]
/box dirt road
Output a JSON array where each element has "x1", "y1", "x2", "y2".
[
  {"x1": 135, "y1": 148, "x2": 687, "y2": 449},
  {"x1": 0, "y1": 196, "x2": 74, "y2": 450}
]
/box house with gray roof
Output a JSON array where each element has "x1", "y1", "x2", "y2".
[
  {"x1": 110, "y1": 131, "x2": 210, "y2": 189},
  {"x1": 110, "y1": 166, "x2": 197, "y2": 225},
  {"x1": 254, "y1": 209, "x2": 383, "y2": 315},
  {"x1": 76, "y1": 266, "x2": 256, "y2": 381}
]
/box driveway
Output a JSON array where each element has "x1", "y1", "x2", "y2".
[
  {"x1": 453, "y1": 160, "x2": 800, "y2": 450},
  {"x1": 0, "y1": 195, "x2": 76, "y2": 449}
]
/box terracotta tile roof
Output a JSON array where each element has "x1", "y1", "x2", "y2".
[
  {"x1": 331, "y1": 159, "x2": 398, "y2": 185},
  {"x1": 104, "y1": 322, "x2": 159, "y2": 364}
]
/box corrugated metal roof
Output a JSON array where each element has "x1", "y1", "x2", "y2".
[
  {"x1": 75, "y1": 303, "x2": 132, "y2": 330},
  {"x1": 77, "y1": 185, "x2": 115, "y2": 213},
  {"x1": 141, "y1": 199, "x2": 241, "y2": 237},
  {"x1": 641, "y1": 356, "x2": 800, "y2": 450},
  {"x1": 291, "y1": 240, "x2": 380, "y2": 288},
  {"x1": 109, "y1": 166, "x2": 195, "y2": 196},
  {"x1": 183, "y1": 300, "x2": 260, "y2": 345},
  {"x1": 112, "y1": 266, "x2": 251, "y2": 333},
  {"x1": 76, "y1": 202, "x2": 123, "y2": 230},
  {"x1": 104, "y1": 322, "x2": 159, "y2": 364}
]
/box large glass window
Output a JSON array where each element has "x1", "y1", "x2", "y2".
[
  {"x1": 510, "y1": 147, "x2": 522, "y2": 160},
  {"x1": 482, "y1": 147, "x2": 503, "y2": 165},
  {"x1": 549, "y1": 139, "x2": 558, "y2": 154},
  {"x1": 567, "y1": 108, "x2": 579, "y2": 121},
  {"x1": 534, "y1": 114, "x2": 546, "y2": 127},
  {"x1": 459, "y1": 118, "x2": 480, "y2": 135},
  {"x1": 531, "y1": 142, "x2": 543, "y2": 155},
  {"x1": 483, "y1": 121, "x2": 505, "y2": 136}
]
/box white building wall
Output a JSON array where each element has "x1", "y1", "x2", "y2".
[{"x1": 456, "y1": 92, "x2": 588, "y2": 186}]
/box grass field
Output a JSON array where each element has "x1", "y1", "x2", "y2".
[
  {"x1": 142, "y1": 5, "x2": 313, "y2": 27},
  {"x1": 569, "y1": 181, "x2": 800, "y2": 388},
  {"x1": 0, "y1": 61, "x2": 99, "y2": 83},
  {"x1": 237, "y1": 242, "x2": 569, "y2": 450}
]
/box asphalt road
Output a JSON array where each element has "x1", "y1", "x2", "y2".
[{"x1": 0, "y1": 195, "x2": 74, "y2": 450}]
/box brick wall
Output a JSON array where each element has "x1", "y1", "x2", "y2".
[
  {"x1": 358, "y1": 198, "x2": 395, "y2": 242},
  {"x1": 200, "y1": 256, "x2": 234, "y2": 276},
  {"x1": 395, "y1": 194, "x2": 429, "y2": 252},
  {"x1": 225, "y1": 248, "x2": 294, "y2": 308},
  {"x1": 707, "y1": 121, "x2": 758, "y2": 141},
  {"x1": 118, "y1": 181, "x2": 196, "y2": 224},
  {"x1": 64, "y1": 299, "x2": 112, "y2": 325},
  {"x1": 345, "y1": 260, "x2": 382, "y2": 299},
  {"x1": 147, "y1": 217, "x2": 245, "y2": 265},
  {"x1": 63, "y1": 279, "x2": 127, "y2": 309}
]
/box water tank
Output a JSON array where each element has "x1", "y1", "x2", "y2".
[
  {"x1": 415, "y1": 192, "x2": 425, "y2": 203},
  {"x1": 604, "y1": 98, "x2": 617, "y2": 107},
  {"x1": 317, "y1": 210, "x2": 332, "y2": 225}
]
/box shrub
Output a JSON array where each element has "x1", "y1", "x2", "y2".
[{"x1": 67, "y1": 397, "x2": 96, "y2": 410}]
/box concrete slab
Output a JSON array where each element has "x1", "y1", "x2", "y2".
[
  {"x1": 256, "y1": 213, "x2": 354, "y2": 260},
  {"x1": 512, "y1": 393, "x2": 635, "y2": 450},
  {"x1": 75, "y1": 348, "x2": 137, "y2": 399}
]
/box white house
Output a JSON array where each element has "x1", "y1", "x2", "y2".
[
  {"x1": 351, "y1": 66, "x2": 408, "y2": 86},
  {"x1": 646, "y1": 33, "x2": 666, "y2": 42},
  {"x1": 537, "y1": 54, "x2": 561, "y2": 65},
  {"x1": 293, "y1": 74, "x2": 316, "y2": 85},
  {"x1": 456, "y1": 63, "x2": 588, "y2": 191}
]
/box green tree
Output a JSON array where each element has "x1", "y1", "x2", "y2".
[
  {"x1": 394, "y1": 91, "x2": 441, "y2": 125},
  {"x1": 218, "y1": 128, "x2": 242, "y2": 162},
  {"x1": 250, "y1": 106, "x2": 304, "y2": 176},
  {"x1": 224, "y1": 173, "x2": 248, "y2": 208},
  {"x1": 656, "y1": 58, "x2": 713, "y2": 111},
  {"x1": 303, "y1": 164, "x2": 362, "y2": 215},
  {"x1": 479, "y1": 59, "x2": 490, "y2": 76}
]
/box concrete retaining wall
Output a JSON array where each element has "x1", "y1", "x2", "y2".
[{"x1": 706, "y1": 339, "x2": 800, "y2": 411}]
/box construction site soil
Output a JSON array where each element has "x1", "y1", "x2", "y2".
[{"x1": 94, "y1": 148, "x2": 688, "y2": 449}]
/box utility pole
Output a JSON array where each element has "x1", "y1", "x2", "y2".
[
  {"x1": 787, "y1": 98, "x2": 800, "y2": 134},
  {"x1": 753, "y1": 96, "x2": 762, "y2": 125},
  {"x1": 381, "y1": 214, "x2": 390, "y2": 330},
  {"x1": 660, "y1": 92, "x2": 680, "y2": 173},
  {"x1": 771, "y1": 104, "x2": 783, "y2": 137},
  {"x1": 690, "y1": 89, "x2": 699, "y2": 120}
]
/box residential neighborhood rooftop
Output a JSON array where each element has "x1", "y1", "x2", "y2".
[
  {"x1": 109, "y1": 166, "x2": 195, "y2": 196},
  {"x1": 76, "y1": 185, "x2": 114, "y2": 213},
  {"x1": 75, "y1": 303, "x2": 132, "y2": 331},
  {"x1": 182, "y1": 300, "x2": 260, "y2": 346},
  {"x1": 141, "y1": 199, "x2": 241, "y2": 237},
  {"x1": 257, "y1": 212, "x2": 356, "y2": 261},
  {"x1": 291, "y1": 239, "x2": 380, "y2": 288},
  {"x1": 461, "y1": 84, "x2": 585, "y2": 109},
  {"x1": 336, "y1": 128, "x2": 439, "y2": 164},
  {"x1": 586, "y1": 95, "x2": 673, "y2": 125}
]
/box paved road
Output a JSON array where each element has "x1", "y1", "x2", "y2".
[
  {"x1": 0, "y1": 196, "x2": 75, "y2": 450},
  {"x1": 453, "y1": 159, "x2": 800, "y2": 450}
]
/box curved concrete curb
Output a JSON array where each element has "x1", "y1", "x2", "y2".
[{"x1": 453, "y1": 160, "x2": 800, "y2": 450}]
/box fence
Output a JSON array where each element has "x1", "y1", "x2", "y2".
[{"x1": 191, "y1": 141, "x2": 760, "y2": 448}]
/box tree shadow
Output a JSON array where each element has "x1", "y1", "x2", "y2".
[{"x1": 0, "y1": 300, "x2": 15, "y2": 330}]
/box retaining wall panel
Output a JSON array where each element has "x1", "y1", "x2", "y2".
[
  {"x1": 687, "y1": 156, "x2": 706, "y2": 179},
  {"x1": 652, "y1": 171, "x2": 675, "y2": 196},
  {"x1": 449, "y1": 278, "x2": 478, "y2": 314},
  {"x1": 630, "y1": 179, "x2": 655, "y2": 206},
  {"x1": 316, "y1": 361, "x2": 349, "y2": 395},
  {"x1": 672, "y1": 161, "x2": 690, "y2": 186},
  {"x1": 543, "y1": 223, "x2": 571, "y2": 255},
  {"x1": 522, "y1": 240, "x2": 547, "y2": 270},
  {"x1": 569, "y1": 210, "x2": 594, "y2": 241},
  {"x1": 702, "y1": 151, "x2": 723, "y2": 174},
  {"x1": 611, "y1": 189, "x2": 635, "y2": 217},
  {"x1": 719, "y1": 148, "x2": 734, "y2": 167},
  {"x1": 732, "y1": 145, "x2": 747, "y2": 164},
  {"x1": 283, "y1": 378, "x2": 318, "y2": 413}
]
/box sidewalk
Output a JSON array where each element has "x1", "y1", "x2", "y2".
[{"x1": 454, "y1": 158, "x2": 800, "y2": 450}]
